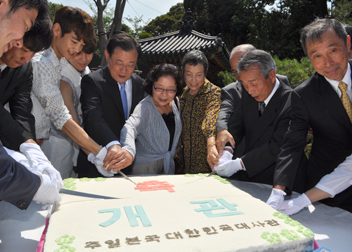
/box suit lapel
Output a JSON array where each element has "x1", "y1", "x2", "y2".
[
  {"x1": 315, "y1": 74, "x2": 352, "y2": 131},
  {"x1": 130, "y1": 74, "x2": 139, "y2": 114},
  {"x1": 103, "y1": 66, "x2": 125, "y2": 118}
]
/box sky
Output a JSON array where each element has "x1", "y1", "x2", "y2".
[{"x1": 50, "y1": 0, "x2": 183, "y2": 26}]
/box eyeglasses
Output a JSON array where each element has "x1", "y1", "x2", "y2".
[
  {"x1": 153, "y1": 85, "x2": 176, "y2": 94},
  {"x1": 110, "y1": 59, "x2": 135, "y2": 71}
]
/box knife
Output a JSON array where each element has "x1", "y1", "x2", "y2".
[
  {"x1": 105, "y1": 164, "x2": 137, "y2": 185},
  {"x1": 118, "y1": 170, "x2": 137, "y2": 185},
  {"x1": 59, "y1": 188, "x2": 119, "y2": 199},
  {"x1": 207, "y1": 170, "x2": 217, "y2": 177}
]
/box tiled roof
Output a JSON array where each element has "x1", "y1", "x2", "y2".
[{"x1": 139, "y1": 30, "x2": 230, "y2": 71}]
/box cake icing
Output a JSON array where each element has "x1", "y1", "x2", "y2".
[{"x1": 44, "y1": 174, "x2": 314, "y2": 252}]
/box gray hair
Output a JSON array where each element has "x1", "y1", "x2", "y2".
[
  {"x1": 300, "y1": 18, "x2": 347, "y2": 56},
  {"x1": 236, "y1": 49, "x2": 276, "y2": 78}
]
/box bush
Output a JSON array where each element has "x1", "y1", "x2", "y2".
[{"x1": 274, "y1": 56, "x2": 315, "y2": 88}]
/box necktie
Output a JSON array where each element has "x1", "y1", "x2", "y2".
[
  {"x1": 338, "y1": 81, "x2": 352, "y2": 123},
  {"x1": 120, "y1": 82, "x2": 128, "y2": 120},
  {"x1": 258, "y1": 102, "x2": 265, "y2": 117}
]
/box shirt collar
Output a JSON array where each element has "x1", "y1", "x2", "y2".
[
  {"x1": 263, "y1": 78, "x2": 280, "y2": 106},
  {"x1": 324, "y1": 63, "x2": 351, "y2": 94}
]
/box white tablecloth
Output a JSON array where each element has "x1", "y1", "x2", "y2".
[{"x1": 1, "y1": 179, "x2": 351, "y2": 251}]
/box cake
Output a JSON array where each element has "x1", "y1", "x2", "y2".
[{"x1": 43, "y1": 174, "x2": 314, "y2": 252}]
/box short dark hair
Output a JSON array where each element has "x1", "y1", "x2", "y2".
[
  {"x1": 53, "y1": 6, "x2": 95, "y2": 45},
  {"x1": 300, "y1": 18, "x2": 347, "y2": 56},
  {"x1": 344, "y1": 24, "x2": 352, "y2": 50},
  {"x1": 106, "y1": 33, "x2": 141, "y2": 58},
  {"x1": 8, "y1": 0, "x2": 48, "y2": 14},
  {"x1": 144, "y1": 63, "x2": 183, "y2": 97},
  {"x1": 82, "y1": 35, "x2": 97, "y2": 54},
  {"x1": 237, "y1": 49, "x2": 276, "y2": 79},
  {"x1": 182, "y1": 50, "x2": 208, "y2": 74},
  {"x1": 24, "y1": 14, "x2": 52, "y2": 52}
]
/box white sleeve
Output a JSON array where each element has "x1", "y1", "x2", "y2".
[{"x1": 315, "y1": 154, "x2": 352, "y2": 197}]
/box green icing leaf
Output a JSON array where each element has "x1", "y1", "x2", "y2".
[
  {"x1": 79, "y1": 177, "x2": 92, "y2": 182},
  {"x1": 184, "y1": 174, "x2": 195, "y2": 177},
  {"x1": 94, "y1": 177, "x2": 106, "y2": 182}
]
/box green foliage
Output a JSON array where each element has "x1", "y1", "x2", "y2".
[
  {"x1": 139, "y1": 32, "x2": 153, "y2": 39},
  {"x1": 144, "y1": 3, "x2": 184, "y2": 36},
  {"x1": 125, "y1": 16, "x2": 148, "y2": 39},
  {"x1": 274, "y1": 56, "x2": 315, "y2": 88},
  {"x1": 331, "y1": 0, "x2": 352, "y2": 24},
  {"x1": 48, "y1": 2, "x2": 63, "y2": 20},
  {"x1": 217, "y1": 71, "x2": 237, "y2": 87}
]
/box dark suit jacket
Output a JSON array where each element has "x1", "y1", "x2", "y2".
[
  {"x1": 0, "y1": 63, "x2": 36, "y2": 150},
  {"x1": 274, "y1": 62, "x2": 352, "y2": 210},
  {"x1": 217, "y1": 74, "x2": 290, "y2": 133},
  {"x1": 217, "y1": 74, "x2": 291, "y2": 159},
  {"x1": 0, "y1": 143, "x2": 40, "y2": 210},
  {"x1": 227, "y1": 78, "x2": 303, "y2": 187},
  {"x1": 75, "y1": 66, "x2": 145, "y2": 177}
]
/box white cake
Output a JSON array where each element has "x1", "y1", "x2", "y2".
[{"x1": 43, "y1": 174, "x2": 314, "y2": 252}]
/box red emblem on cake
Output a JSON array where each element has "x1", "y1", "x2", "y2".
[{"x1": 134, "y1": 180, "x2": 175, "y2": 192}]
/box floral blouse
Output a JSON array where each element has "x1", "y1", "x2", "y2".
[{"x1": 178, "y1": 79, "x2": 221, "y2": 173}]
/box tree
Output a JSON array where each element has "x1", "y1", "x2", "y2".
[
  {"x1": 86, "y1": 0, "x2": 127, "y2": 66},
  {"x1": 331, "y1": 0, "x2": 352, "y2": 24},
  {"x1": 144, "y1": 3, "x2": 184, "y2": 36},
  {"x1": 48, "y1": 2, "x2": 63, "y2": 20}
]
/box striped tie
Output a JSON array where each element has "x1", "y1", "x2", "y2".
[{"x1": 338, "y1": 81, "x2": 352, "y2": 123}]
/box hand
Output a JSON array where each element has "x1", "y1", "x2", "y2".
[
  {"x1": 207, "y1": 144, "x2": 220, "y2": 170},
  {"x1": 216, "y1": 129, "x2": 235, "y2": 156},
  {"x1": 19, "y1": 143, "x2": 63, "y2": 189},
  {"x1": 278, "y1": 193, "x2": 311, "y2": 216},
  {"x1": 110, "y1": 150, "x2": 133, "y2": 172},
  {"x1": 103, "y1": 144, "x2": 122, "y2": 168},
  {"x1": 33, "y1": 173, "x2": 61, "y2": 205},
  {"x1": 266, "y1": 188, "x2": 286, "y2": 210},
  {"x1": 214, "y1": 157, "x2": 243, "y2": 177},
  {"x1": 88, "y1": 150, "x2": 116, "y2": 177}
]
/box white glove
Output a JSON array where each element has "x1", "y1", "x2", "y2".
[
  {"x1": 19, "y1": 143, "x2": 63, "y2": 189},
  {"x1": 218, "y1": 150, "x2": 233, "y2": 164},
  {"x1": 278, "y1": 193, "x2": 311, "y2": 216},
  {"x1": 87, "y1": 147, "x2": 116, "y2": 177},
  {"x1": 33, "y1": 173, "x2": 61, "y2": 205},
  {"x1": 214, "y1": 157, "x2": 244, "y2": 177},
  {"x1": 266, "y1": 188, "x2": 287, "y2": 210}
]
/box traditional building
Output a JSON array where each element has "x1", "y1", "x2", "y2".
[{"x1": 138, "y1": 9, "x2": 231, "y2": 86}]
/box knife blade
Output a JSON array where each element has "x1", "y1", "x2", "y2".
[
  {"x1": 118, "y1": 170, "x2": 137, "y2": 185},
  {"x1": 207, "y1": 170, "x2": 217, "y2": 177},
  {"x1": 59, "y1": 189, "x2": 119, "y2": 199}
]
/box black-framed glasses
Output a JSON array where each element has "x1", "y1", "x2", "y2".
[{"x1": 153, "y1": 85, "x2": 176, "y2": 94}]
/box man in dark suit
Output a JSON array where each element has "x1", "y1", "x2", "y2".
[
  {"x1": 216, "y1": 44, "x2": 291, "y2": 160},
  {"x1": 75, "y1": 33, "x2": 145, "y2": 177},
  {"x1": 212, "y1": 49, "x2": 300, "y2": 186},
  {"x1": 0, "y1": 17, "x2": 52, "y2": 150},
  {"x1": 267, "y1": 18, "x2": 352, "y2": 213}
]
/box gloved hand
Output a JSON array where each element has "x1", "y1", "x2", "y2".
[
  {"x1": 19, "y1": 143, "x2": 63, "y2": 189},
  {"x1": 33, "y1": 172, "x2": 61, "y2": 205},
  {"x1": 266, "y1": 188, "x2": 287, "y2": 210},
  {"x1": 87, "y1": 147, "x2": 116, "y2": 177},
  {"x1": 278, "y1": 193, "x2": 311, "y2": 216},
  {"x1": 214, "y1": 157, "x2": 244, "y2": 177},
  {"x1": 218, "y1": 150, "x2": 233, "y2": 164}
]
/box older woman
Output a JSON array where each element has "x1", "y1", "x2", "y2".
[
  {"x1": 178, "y1": 50, "x2": 222, "y2": 174},
  {"x1": 120, "y1": 63, "x2": 183, "y2": 174}
]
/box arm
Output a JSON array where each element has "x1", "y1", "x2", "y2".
[
  {"x1": 202, "y1": 86, "x2": 222, "y2": 169},
  {"x1": 0, "y1": 64, "x2": 36, "y2": 150},
  {"x1": 273, "y1": 90, "x2": 309, "y2": 193},
  {"x1": 60, "y1": 80, "x2": 80, "y2": 125},
  {"x1": 0, "y1": 145, "x2": 41, "y2": 210},
  {"x1": 32, "y1": 61, "x2": 100, "y2": 155}
]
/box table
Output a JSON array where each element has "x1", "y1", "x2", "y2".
[{"x1": 1, "y1": 179, "x2": 351, "y2": 251}]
